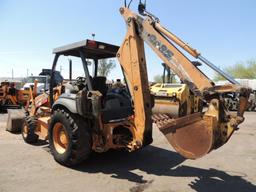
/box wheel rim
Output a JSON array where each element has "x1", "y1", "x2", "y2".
[
  {"x1": 53, "y1": 122, "x2": 69, "y2": 154},
  {"x1": 23, "y1": 123, "x2": 28, "y2": 138}
]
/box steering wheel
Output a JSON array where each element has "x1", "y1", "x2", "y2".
[
  {"x1": 75, "y1": 76, "x2": 86, "y2": 90},
  {"x1": 76, "y1": 76, "x2": 86, "y2": 83}
]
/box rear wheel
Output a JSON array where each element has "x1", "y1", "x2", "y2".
[
  {"x1": 49, "y1": 109, "x2": 92, "y2": 166},
  {"x1": 22, "y1": 116, "x2": 39, "y2": 144}
]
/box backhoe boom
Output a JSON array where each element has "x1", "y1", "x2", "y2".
[{"x1": 118, "y1": 6, "x2": 250, "y2": 159}]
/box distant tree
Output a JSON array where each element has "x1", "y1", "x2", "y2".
[
  {"x1": 153, "y1": 74, "x2": 178, "y2": 83},
  {"x1": 98, "y1": 59, "x2": 116, "y2": 77},
  {"x1": 248, "y1": 59, "x2": 256, "y2": 76},
  {"x1": 153, "y1": 74, "x2": 163, "y2": 83},
  {"x1": 214, "y1": 59, "x2": 256, "y2": 81}
]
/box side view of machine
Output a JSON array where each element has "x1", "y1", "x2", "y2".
[
  {"x1": 5, "y1": 69, "x2": 64, "y2": 132},
  {"x1": 21, "y1": 1, "x2": 250, "y2": 166},
  {"x1": 248, "y1": 91, "x2": 256, "y2": 111},
  {"x1": 0, "y1": 81, "x2": 30, "y2": 132},
  {"x1": 22, "y1": 39, "x2": 134, "y2": 166},
  {"x1": 0, "y1": 81, "x2": 27, "y2": 112},
  {"x1": 216, "y1": 79, "x2": 256, "y2": 111},
  {"x1": 22, "y1": 79, "x2": 63, "y2": 143}
]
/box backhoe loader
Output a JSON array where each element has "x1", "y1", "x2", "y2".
[{"x1": 21, "y1": 1, "x2": 250, "y2": 166}]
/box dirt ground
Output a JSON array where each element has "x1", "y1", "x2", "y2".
[{"x1": 0, "y1": 112, "x2": 255, "y2": 192}]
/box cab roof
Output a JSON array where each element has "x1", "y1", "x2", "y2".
[{"x1": 53, "y1": 39, "x2": 119, "y2": 59}]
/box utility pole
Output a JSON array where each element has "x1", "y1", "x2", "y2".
[
  {"x1": 12, "y1": 68, "x2": 14, "y2": 79},
  {"x1": 69, "y1": 59, "x2": 72, "y2": 81}
]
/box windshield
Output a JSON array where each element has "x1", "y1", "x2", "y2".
[{"x1": 27, "y1": 76, "x2": 46, "y2": 84}]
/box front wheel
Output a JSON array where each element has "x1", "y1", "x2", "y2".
[
  {"x1": 49, "y1": 109, "x2": 92, "y2": 166},
  {"x1": 22, "y1": 116, "x2": 39, "y2": 144}
]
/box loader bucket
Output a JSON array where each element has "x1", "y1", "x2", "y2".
[{"x1": 6, "y1": 109, "x2": 25, "y2": 132}]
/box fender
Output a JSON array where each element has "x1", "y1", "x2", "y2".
[{"x1": 52, "y1": 93, "x2": 78, "y2": 114}]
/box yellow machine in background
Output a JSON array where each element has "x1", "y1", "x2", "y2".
[
  {"x1": 150, "y1": 63, "x2": 201, "y2": 117},
  {"x1": 151, "y1": 83, "x2": 200, "y2": 117}
]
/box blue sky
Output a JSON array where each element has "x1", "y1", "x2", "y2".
[{"x1": 0, "y1": 0, "x2": 255, "y2": 81}]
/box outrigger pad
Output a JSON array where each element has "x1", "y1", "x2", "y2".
[{"x1": 6, "y1": 109, "x2": 25, "y2": 133}]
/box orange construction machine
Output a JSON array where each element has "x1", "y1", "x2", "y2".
[{"x1": 21, "y1": 1, "x2": 250, "y2": 166}]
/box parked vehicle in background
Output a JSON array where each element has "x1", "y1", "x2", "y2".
[
  {"x1": 248, "y1": 91, "x2": 256, "y2": 111},
  {"x1": 215, "y1": 79, "x2": 256, "y2": 111},
  {"x1": 0, "y1": 81, "x2": 27, "y2": 112},
  {"x1": 22, "y1": 69, "x2": 63, "y2": 95},
  {"x1": 23, "y1": 75, "x2": 49, "y2": 94}
]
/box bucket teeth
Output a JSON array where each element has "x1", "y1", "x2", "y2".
[{"x1": 152, "y1": 113, "x2": 174, "y2": 129}]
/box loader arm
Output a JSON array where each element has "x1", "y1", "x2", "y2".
[{"x1": 117, "y1": 6, "x2": 250, "y2": 159}]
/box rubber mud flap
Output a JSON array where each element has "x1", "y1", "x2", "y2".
[{"x1": 157, "y1": 113, "x2": 214, "y2": 159}]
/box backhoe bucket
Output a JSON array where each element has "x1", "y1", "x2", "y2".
[
  {"x1": 153, "y1": 97, "x2": 248, "y2": 159},
  {"x1": 153, "y1": 112, "x2": 214, "y2": 159},
  {"x1": 166, "y1": 117, "x2": 213, "y2": 159}
]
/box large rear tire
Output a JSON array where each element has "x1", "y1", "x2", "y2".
[
  {"x1": 49, "y1": 109, "x2": 92, "y2": 166},
  {"x1": 22, "y1": 116, "x2": 39, "y2": 144}
]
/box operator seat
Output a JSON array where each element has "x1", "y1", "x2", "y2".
[
  {"x1": 91, "y1": 76, "x2": 133, "y2": 123},
  {"x1": 92, "y1": 76, "x2": 108, "y2": 97}
]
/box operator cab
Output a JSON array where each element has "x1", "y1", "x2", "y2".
[{"x1": 51, "y1": 39, "x2": 132, "y2": 122}]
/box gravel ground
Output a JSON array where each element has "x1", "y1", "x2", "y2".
[{"x1": 0, "y1": 112, "x2": 255, "y2": 192}]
